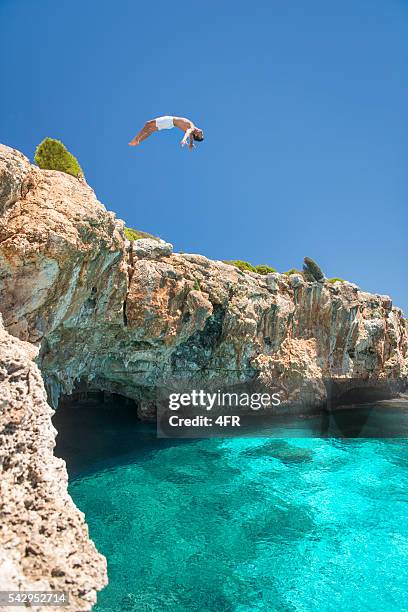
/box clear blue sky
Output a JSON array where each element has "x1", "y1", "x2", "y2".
[{"x1": 1, "y1": 0, "x2": 407, "y2": 311}]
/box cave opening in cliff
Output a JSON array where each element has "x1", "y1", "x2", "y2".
[
  {"x1": 334, "y1": 385, "x2": 397, "y2": 407},
  {"x1": 52, "y1": 381, "x2": 154, "y2": 478}
]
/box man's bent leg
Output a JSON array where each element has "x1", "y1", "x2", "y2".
[{"x1": 129, "y1": 121, "x2": 157, "y2": 146}]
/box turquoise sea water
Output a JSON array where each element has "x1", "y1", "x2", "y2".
[{"x1": 67, "y1": 425, "x2": 408, "y2": 612}]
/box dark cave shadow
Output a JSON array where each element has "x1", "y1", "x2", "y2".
[{"x1": 52, "y1": 399, "x2": 196, "y2": 480}]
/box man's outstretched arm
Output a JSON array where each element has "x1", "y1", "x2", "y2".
[
  {"x1": 180, "y1": 127, "x2": 194, "y2": 148},
  {"x1": 129, "y1": 120, "x2": 156, "y2": 146}
]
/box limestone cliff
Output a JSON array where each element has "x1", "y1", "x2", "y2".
[
  {"x1": 0, "y1": 143, "x2": 407, "y2": 604},
  {"x1": 0, "y1": 316, "x2": 107, "y2": 610}
]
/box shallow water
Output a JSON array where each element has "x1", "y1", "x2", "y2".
[{"x1": 57, "y1": 405, "x2": 408, "y2": 611}]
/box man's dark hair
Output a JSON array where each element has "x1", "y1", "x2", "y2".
[{"x1": 193, "y1": 131, "x2": 204, "y2": 142}]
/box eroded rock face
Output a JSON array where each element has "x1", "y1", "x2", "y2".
[
  {"x1": 131, "y1": 237, "x2": 173, "y2": 259},
  {"x1": 0, "y1": 317, "x2": 107, "y2": 611},
  {"x1": 0, "y1": 144, "x2": 127, "y2": 343},
  {"x1": 38, "y1": 248, "x2": 408, "y2": 408},
  {"x1": 0, "y1": 143, "x2": 407, "y2": 602}
]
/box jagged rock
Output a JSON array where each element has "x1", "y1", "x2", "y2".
[
  {"x1": 0, "y1": 316, "x2": 107, "y2": 611},
  {"x1": 288, "y1": 273, "x2": 304, "y2": 288},
  {"x1": 266, "y1": 272, "x2": 280, "y2": 292},
  {"x1": 132, "y1": 238, "x2": 173, "y2": 259},
  {"x1": 303, "y1": 256, "x2": 326, "y2": 282},
  {"x1": 253, "y1": 338, "x2": 327, "y2": 408},
  {"x1": 0, "y1": 145, "x2": 31, "y2": 213},
  {"x1": 379, "y1": 295, "x2": 393, "y2": 311}
]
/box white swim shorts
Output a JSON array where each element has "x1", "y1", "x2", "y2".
[{"x1": 155, "y1": 116, "x2": 174, "y2": 130}]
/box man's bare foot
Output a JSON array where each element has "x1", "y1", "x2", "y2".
[{"x1": 128, "y1": 140, "x2": 139, "y2": 146}]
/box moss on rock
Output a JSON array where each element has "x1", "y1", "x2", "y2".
[{"x1": 124, "y1": 227, "x2": 160, "y2": 242}]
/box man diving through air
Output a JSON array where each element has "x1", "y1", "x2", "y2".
[{"x1": 129, "y1": 116, "x2": 204, "y2": 150}]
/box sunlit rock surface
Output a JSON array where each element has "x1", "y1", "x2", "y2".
[{"x1": 0, "y1": 317, "x2": 107, "y2": 611}]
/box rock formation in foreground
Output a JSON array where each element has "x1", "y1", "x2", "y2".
[
  {"x1": 0, "y1": 316, "x2": 107, "y2": 610},
  {"x1": 0, "y1": 143, "x2": 407, "y2": 606}
]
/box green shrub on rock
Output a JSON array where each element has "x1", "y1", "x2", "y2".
[
  {"x1": 124, "y1": 227, "x2": 160, "y2": 242},
  {"x1": 34, "y1": 138, "x2": 83, "y2": 178},
  {"x1": 328, "y1": 277, "x2": 346, "y2": 283},
  {"x1": 255, "y1": 264, "x2": 276, "y2": 275},
  {"x1": 228, "y1": 261, "x2": 276, "y2": 275},
  {"x1": 229, "y1": 260, "x2": 257, "y2": 273},
  {"x1": 283, "y1": 268, "x2": 303, "y2": 276}
]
